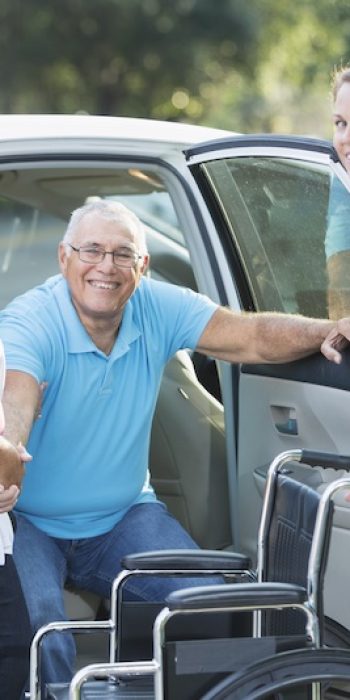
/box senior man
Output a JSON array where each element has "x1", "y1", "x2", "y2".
[{"x1": 0, "y1": 199, "x2": 346, "y2": 687}]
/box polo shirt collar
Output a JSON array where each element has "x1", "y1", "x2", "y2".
[{"x1": 55, "y1": 277, "x2": 141, "y2": 357}]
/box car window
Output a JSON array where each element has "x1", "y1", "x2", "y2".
[
  {"x1": 0, "y1": 198, "x2": 65, "y2": 307},
  {"x1": 200, "y1": 156, "x2": 348, "y2": 318},
  {"x1": 0, "y1": 165, "x2": 190, "y2": 308},
  {"x1": 112, "y1": 191, "x2": 184, "y2": 246}
]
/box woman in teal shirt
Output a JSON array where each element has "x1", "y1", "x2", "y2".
[{"x1": 327, "y1": 65, "x2": 350, "y2": 319}]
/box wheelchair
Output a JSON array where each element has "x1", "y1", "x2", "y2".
[{"x1": 29, "y1": 449, "x2": 350, "y2": 699}]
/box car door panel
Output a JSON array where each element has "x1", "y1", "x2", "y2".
[
  {"x1": 186, "y1": 136, "x2": 350, "y2": 630},
  {"x1": 238, "y1": 368, "x2": 350, "y2": 512}
]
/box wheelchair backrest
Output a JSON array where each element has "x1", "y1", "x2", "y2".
[{"x1": 262, "y1": 473, "x2": 330, "y2": 639}]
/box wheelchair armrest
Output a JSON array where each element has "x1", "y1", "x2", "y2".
[
  {"x1": 166, "y1": 582, "x2": 308, "y2": 611},
  {"x1": 121, "y1": 549, "x2": 251, "y2": 571}
]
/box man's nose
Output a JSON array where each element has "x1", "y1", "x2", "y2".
[{"x1": 97, "y1": 251, "x2": 116, "y2": 271}]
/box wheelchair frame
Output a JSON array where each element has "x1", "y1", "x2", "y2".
[{"x1": 28, "y1": 448, "x2": 350, "y2": 700}]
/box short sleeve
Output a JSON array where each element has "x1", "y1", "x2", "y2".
[
  {"x1": 0, "y1": 293, "x2": 52, "y2": 383},
  {"x1": 137, "y1": 279, "x2": 218, "y2": 362}
]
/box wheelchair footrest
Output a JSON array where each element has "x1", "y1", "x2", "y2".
[{"x1": 46, "y1": 677, "x2": 154, "y2": 700}]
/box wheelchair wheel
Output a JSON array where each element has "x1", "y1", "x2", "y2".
[{"x1": 201, "y1": 647, "x2": 350, "y2": 700}]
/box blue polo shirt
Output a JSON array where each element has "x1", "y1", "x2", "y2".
[{"x1": 0, "y1": 275, "x2": 217, "y2": 538}]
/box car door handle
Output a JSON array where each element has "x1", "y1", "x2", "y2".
[
  {"x1": 275, "y1": 417, "x2": 298, "y2": 435},
  {"x1": 271, "y1": 405, "x2": 298, "y2": 436}
]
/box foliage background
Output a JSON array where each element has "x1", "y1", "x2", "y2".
[{"x1": 1, "y1": 0, "x2": 350, "y2": 137}]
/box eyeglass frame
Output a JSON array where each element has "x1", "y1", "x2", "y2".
[{"x1": 68, "y1": 244, "x2": 144, "y2": 268}]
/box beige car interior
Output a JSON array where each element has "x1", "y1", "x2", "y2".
[{"x1": 0, "y1": 164, "x2": 231, "y2": 663}]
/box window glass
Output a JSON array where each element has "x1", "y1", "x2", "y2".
[
  {"x1": 201, "y1": 156, "x2": 349, "y2": 318},
  {"x1": 0, "y1": 199, "x2": 64, "y2": 307},
  {"x1": 113, "y1": 191, "x2": 184, "y2": 246}
]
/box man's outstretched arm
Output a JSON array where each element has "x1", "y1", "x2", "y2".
[{"x1": 196, "y1": 307, "x2": 342, "y2": 364}]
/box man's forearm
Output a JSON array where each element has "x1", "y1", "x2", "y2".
[
  {"x1": 253, "y1": 313, "x2": 334, "y2": 363},
  {"x1": 197, "y1": 307, "x2": 336, "y2": 364},
  {"x1": 2, "y1": 371, "x2": 40, "y2": 446},
  {"x1": 2, "y1": 397, "x2": 33, "y2": 446}
]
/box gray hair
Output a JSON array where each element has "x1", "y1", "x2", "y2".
[{"x1": 63, "y1": 200, "x2": 148, "y2": 255}]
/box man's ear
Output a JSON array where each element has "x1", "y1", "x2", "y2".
[
  {"x1": 58, "y1": 242, "x2": 68, "y2": 277},
  {"x1": 140, "y1": 254, "x2": 150, "y2": 275}
]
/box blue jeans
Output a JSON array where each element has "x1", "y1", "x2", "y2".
[{"x1": 14, "y1": 502, "x2": 220, "y2": 688}]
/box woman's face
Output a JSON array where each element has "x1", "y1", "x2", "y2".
[{"x1": 333, "y1": 81, "x2": 350, "y2": 174}]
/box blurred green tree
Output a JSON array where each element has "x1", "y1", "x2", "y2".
[
  {"x1": 0, "y1": 0, "x2": 350, "y2": 135},
  {"x1": 0, "y1": 0, "x2": 259, "y2": 118},
  {"x1": 213, "y1": 0, "x2": 350, "y2": 137}
]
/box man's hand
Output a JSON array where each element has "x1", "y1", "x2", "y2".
[
  {"x1": 0, "y1": 484, "x2": 19, "y2": 513},
  {"x1": 0, "y1": 438, "x2": 32, "y2": 512},
  {"x1": 0, "y1": 436, "x2": 31, "y2": 488},
  {"x1": 321, "y1": 318, "x2": 350, "y2": 364}
]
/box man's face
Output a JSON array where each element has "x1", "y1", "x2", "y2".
[
  {"x1": 58, "y1": 213, "x2": 148, "y2": 326},
  {"x1": 333, "y1": 81, "x2": 350, "y2": 174}
]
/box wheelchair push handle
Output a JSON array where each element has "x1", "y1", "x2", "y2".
[{"x1": 300, "y1": 449, "x2": 350, "y2": 470}]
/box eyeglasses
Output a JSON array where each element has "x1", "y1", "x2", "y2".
[{"x1": 68, "y1": 244, "x2": 143, "y2": 268}]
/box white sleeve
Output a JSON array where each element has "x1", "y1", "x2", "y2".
[
  {"x1": 0, "y1": 339, "x2": 4, "y2": 395},
  {"x1": 0, "y1": 513, "x2": 14, "y2": 565},
  {"x1": 0, "y1": 339, "x2": 5, "y2": 433}
]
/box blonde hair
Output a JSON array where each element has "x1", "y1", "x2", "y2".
[{"x1": 331, "y1": 64, "x2": 350, "y2": 101}]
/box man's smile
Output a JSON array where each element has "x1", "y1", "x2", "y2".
[{"x1": 88, "y1": 280, "x2": 120, "y2": 290}]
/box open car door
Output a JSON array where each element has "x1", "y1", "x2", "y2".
[{"x1": 185, "y1": 135, "x2": 350, "y2": 633}]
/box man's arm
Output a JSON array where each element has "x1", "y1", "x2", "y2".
[
  {"x1": 2, "y1": 370, "x2": 40, "y2": 446},
  {"x1": 196, "y1": 307, "x2": 338, "y2": 364},
  {"x1": 0, "y1": 371, "x2": 39, "y2": 513}
]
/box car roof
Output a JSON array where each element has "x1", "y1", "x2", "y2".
[{"x1": 0, "y1": 114, "x2": 234, "y2": 155}]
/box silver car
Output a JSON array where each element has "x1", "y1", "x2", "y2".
[{"x1": 0, "y1": 114, "x2": 349, "y2": 657}]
